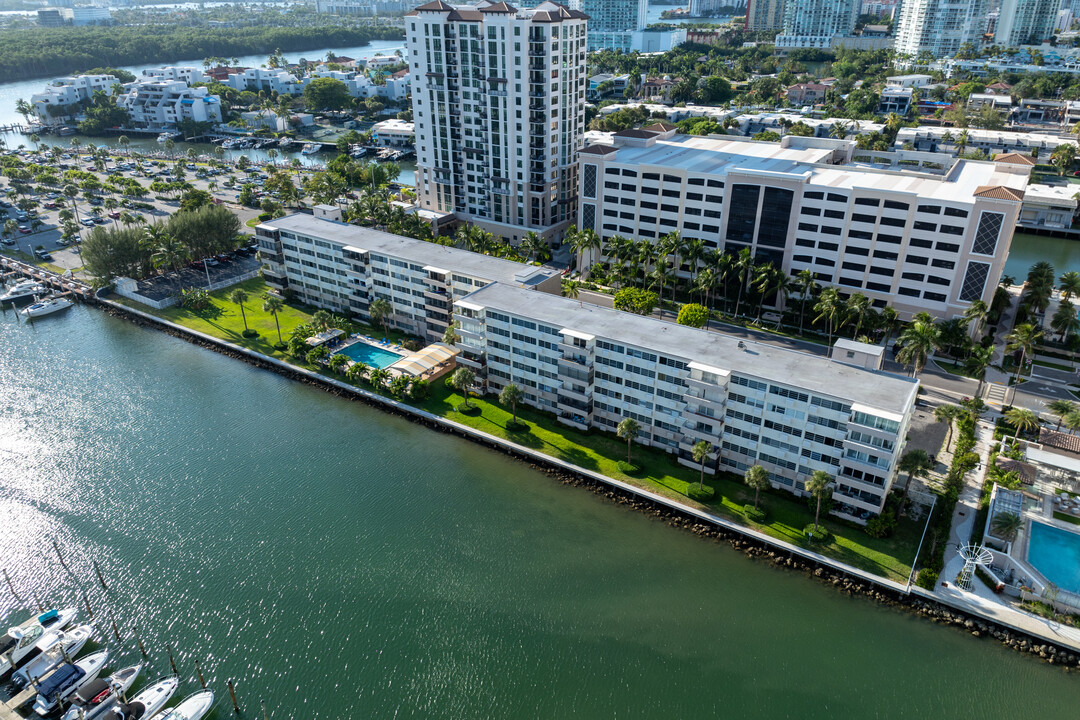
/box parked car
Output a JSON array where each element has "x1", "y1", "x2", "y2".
[
  {"x1": 108, "y1": 211, "x2": 121, "y2": 219},
  {"x1": 33, "y1": 249, "x2": 52, "y2": 261},
  {"x1": 17, "y1": 225, "x2": 30, "y2": 233}
]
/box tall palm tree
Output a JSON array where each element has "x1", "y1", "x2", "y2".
[
  {"x1": 521, "y1": 230, "x2": 547, "y2": 264},
  {"x1": 1060, "y1": 271, "x2": 1080, "y2": 301},
  {"x1": 806, "y1": 471, "x2": 833, "y2": 535},
  {"x1": 1047, "y1": 399, "x2": 1078, "y2": 430},
  {"x1": 369, "y1": 297, "x2": 393, "y2": 335},
  {"x1": 692, "y1": 440, "x2": 712, "y2": 491},
  {"x1": 794, "y1": 268, "x2": 817, "y2": 335},
  {"x1": 732, "y1": 247, "x2": 755, "y2": 318},
  {"x1": 813, "y1": 287, "x2": 844, "y2": 345},
  {"x1": 990, "y1": 512, "x2": 1023, "y2": 542},
  {"x1": 897, "y1": 319, "x2": 941, "y2": 376},
  {"x1": 451, "y1": 367, "x2": 475, "y2": 408},
  {"x1": 846, "y1": 293, "x2": 873, "y2": 339},
  {"x1": 744, "y1": 464, "x2": 770, "y2": 510},
  {"x1": 897, "y1": 449, "x2": 932, "y2": 516},
  {"x1": 229, "y1": 288, "x2": 250, "y2": 332},
  {"x1": 963, "y1": 300, "x2": 989, "y2": 337},
  {"x1": 964, "y1": 344, "x2": 994, "y2": 396},
  {"x1": 569, "y1": 227, "x2": 601, "y2": 275},
  {"x1": 1004, "y1": 406, "x2": 1040, "y2": 444},
  {"x1": 1004, "y1": 323, "x2": 1043, "y2": 388},
  {"x1": 934, "y1": 404, "x2": 961, "y2": 451},
  {"x1": 635, "y1": 239, "x2": 656, "y2": 288},
  {"x1": 1051, "y1": 300, "x2": 1079, "y2": 343},
  {"x1": 693, "y1": 266, "x2": 719, "y2": 309},
  {"x1": 878, "y1": 306, "x2": 900, "y2": 348},
  {"x1": 263, "y1": 293, "x2": 285, "y2": 345},
  {"x1": 617, "y1": 417, "x2": 640, "y2": 465},
  {"x1": 499, "y1": 382, "x2": 524, "y2": 426}
]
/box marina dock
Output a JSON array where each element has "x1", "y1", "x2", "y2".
[
  {"x1": 0, "y1": 686, "x2": 36, "y2": 720},
  {"x1": 0, "y1": 258, "x2": 93, "y2": 301}
]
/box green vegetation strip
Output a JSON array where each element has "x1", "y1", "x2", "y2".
[
  {"x1": 112, "y1": 280, "x2": 920, "y2": 582},
  {"x1": 1053, "y1": 511, "x2": 1080, "y2": 527}
]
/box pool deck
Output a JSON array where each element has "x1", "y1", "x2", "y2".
[{"x1": 338, "y1": 335, "x2": 409, "y2": 369}]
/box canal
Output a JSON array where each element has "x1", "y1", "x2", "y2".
[{"x1": 1, "y1": 304, "x2": 1078, "y2": 718}]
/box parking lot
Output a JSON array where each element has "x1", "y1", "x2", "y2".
[{"x1": 127, "y1": 250, "x2": 263, "y2": 302}]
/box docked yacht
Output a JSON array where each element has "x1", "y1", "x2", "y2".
[
  {"x1": 0, "y1": 608, "x2": 77, "y2": 675},
  {"x1": 104, "y1": 675, "x2": 179, "y2": 720},
  {"x1": 155, "y1": 690, "x2": 214, "y2": 720},
  {"x1": 22, "y1": 296, "x2": 73, "y2": 318},
  {"x1": 301, "y1": 143, "x2": 320, "y2": 155},
  {"x1": 61, "y1": 663, "x2": 142, "y2": 720},
  {"x1": 0, "y1": 280, "x2": 47, "y2": 304},
  {"x1": 156, "y1": 131, "x2": 181, "y2": 143},
  {"x1": 13, "y1": 624, "x2": 93, "y2": 686},
  {"x1": 33, "y1": 649, "x2": 110, "y2": 715}
]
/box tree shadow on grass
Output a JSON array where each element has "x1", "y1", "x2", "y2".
[{"x1": 193, "y1": 304, "x2": 223, "y2": 321}]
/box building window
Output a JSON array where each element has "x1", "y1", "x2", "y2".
[
  {"x1": 972, "y1": 211, "x2": 1003, "y2": 256},
  {"x1": 959, "y1": 261, "x2": 990, "y2": 302},
  {"x1": 582, "y1": 164, "x2": 597, "y2": 199},
  {"x1": 581, "y1": 203, "x2": 595, "y2": 231},
  {"x1": 726, "y1": 184, "x2": 760, "y2": 242}
]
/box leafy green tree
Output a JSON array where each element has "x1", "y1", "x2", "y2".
[
  {"x1": 806, "y1": 471, "x2": 833, "y2": 535},
  {"x1": 451, "y1": 367, "x2": 476, "y2": 409},
  {"x1": 229, "y1": 288, "x2": 250, "y2": 332},
  {"x1": 499, "y1": 382, "x2": 524, "y2": 427},
  {"x1": 613, "y1": 287, "x2": 658, "y2": 315},
  {"x1": 367, "y1": 366, "x2": 390, "y2": 390},
  {"x1": 442, "y1": 320, "x2": 460, "y2": 346},
  {"x1": 692, "y1": 440, "x2": 712, "y2": 491},
  {"x1": 180, "y1": 188, "x2": 214, "y2": 212},
  {"x1": 617, "y1": 417, "x2": 641, "y2": 465},
  {"x1": 743, "y1": 464, "x2": 770, "y2": 510},
  {"x1": 369, "y1": 297, "x2": 393, "y2": 335},
  {"x1": 676, "y1": 303, "x2": 709, "y2": 328},
  {"x1": 303, "y1": 77, "x2": 351, "y2": 111}
]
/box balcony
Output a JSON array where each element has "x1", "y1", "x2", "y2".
[
  {"x1": 559, "y1": 383, "x2": 591, "y2": 403},
  {"x1": 557, "y1": 413, "x2": 589, "y2": 431},
  {"x1": 488, "y1": 89, "x2": 508, "y2": 97},
  {"x1": 556, "y1": 395, "x2": 591, "y2": 414}
]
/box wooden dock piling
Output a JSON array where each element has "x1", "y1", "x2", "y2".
[
  {"x1": 227, "y1": 679, "x2": 240, "y2": 713},
  {"x1": 1, "y1": 569, "x2": 23, "y2": 604},
  {"x1": 195, "y1": 658, "x2": 206, "y2": 689}
]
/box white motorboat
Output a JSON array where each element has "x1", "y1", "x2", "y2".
[
  {"x1": 33, "y1": 649, "x2": 110, "y2": 715},
  {"x1": 0, "y1": 280, "x2": 47, "y2": 304},
  {"x1": 156, "y1": 131, "x2": 181, "y2": 143},
  {"x1": 155, "y1": 690, "x2": 214, "y2": 720},
  {"x1": 301, "y1": 143, "x2": 320, "y2": 155},
  {"x1": 0, "y1": 607, "x2": 77, "y2": 675},
  {"x1": 104, "y1": 675, "x2": 179, "y2": 720},
  {"x1": 22, "y1": 296, "x2": 74, "y2": 318},
  {"x1": 61, "y1": 662, "x2": 142, "y2": 720},
  {"x1": 13, "y1": 624, "x2": 93, "y2": 686}
]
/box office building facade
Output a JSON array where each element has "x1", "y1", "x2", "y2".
[
  {"x1": 406, "y1": 0, "x2": 588, "y2": 243},
  {"x1": 576, "y1": 127, "x2": 1028, "y2": 321}
]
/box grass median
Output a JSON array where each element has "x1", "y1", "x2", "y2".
[{"x1": 110, "y1": 279, "x2": 922, "y2": 583}]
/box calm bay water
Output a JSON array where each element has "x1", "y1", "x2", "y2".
[{"x1": 1, "y1": 304, "x2": 1079, "y2": 718}]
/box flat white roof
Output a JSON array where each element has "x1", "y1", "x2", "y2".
[{"x1": 463, "y1": 283, "x2": 918, "y2": 416}]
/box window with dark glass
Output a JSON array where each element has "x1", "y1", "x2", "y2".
[
  {"x1": 758, "y1": 187, "x2": 793, "y2": 248},
  {"x1": 726, "y1": 184, "x2": 760, "y2": 243},
  {"x1": 972, "y1": 211, "x2": 1003, "y2": 256}
]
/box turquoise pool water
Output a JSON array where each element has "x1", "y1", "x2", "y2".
[
  {"x1": 1028, "y1": 521, "x2": 1080, "y2": 594},
  {"x1": 339, "y1": 341, "x2": 404, "y2": 369}
]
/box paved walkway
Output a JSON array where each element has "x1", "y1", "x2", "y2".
[{"x1": 929, "y1": 421, "x2": 1080, "y2": 651}]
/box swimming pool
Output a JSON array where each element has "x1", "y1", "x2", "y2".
[
  {"x1": 339, "y1": 341, "x2": 404, "y2": 369},
  {"x1": 1028, "y1": 521, "x2": 1080, "y2": 594}
]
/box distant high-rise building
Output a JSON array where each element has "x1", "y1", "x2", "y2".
[
  {"x1": 995, "y1": 0, "x2": 1058, "y2": 46},
  {"x1": 775, "y1": 0, "x2": 858, "y2": 48},
  {"x1": 893, "y1": 0, "x2": 988, "y2": 58},
  {"x1": 406, "y1": 0, "x2": 587, "y2": 242},
  {"x1": 568, "y1": 0, "x2": 646, "y2": 50},
  {"x1": 745, "y1": 0, "x2": 784, "y2": 31}
]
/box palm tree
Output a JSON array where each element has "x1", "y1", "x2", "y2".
[
  {"x1": 964, "y1": 344, "x2": 994, "y2": 395},
  {"x1": 117, "y1": 135, "x2": 129, "y2": 154},
  {"x1": 451, "y1": 367, "x2": 476, "y2": 408},
  {"x1": 963, "y1": 300, "x2": 989, "y2": 336},
  {"x1": 693, "y1": 266, "x2": 719, "y2": 310},
  {"x1": 732, "y1": 247, "x2": 754, "y2": 318},
  {"x1": 794, "y1": 269, "x2": 817, "y2": 335},
  {"x1": 369, "y1": 297, "x2": 393, "y2": 336},
  {"x1": 744, "y1": 464, "x2": 770, "y2": 510},
  {"x1": 897, "y1": 449, "x2": 932, "y2": 515},
  {"x1": 346, "y1": 361, "x2": 368, "y2": 384},
  {"x1": 1064, "y1": 409, "x2": 1080, "y2": 435},
  {"x1": 617, "y1": 417, "x2": 640, "y2": 465},
  {"x1": 228, "y1": 288, "x2": 250, "y2": 332},
  {"x1": 1004, "y1": 407, "x2": 1040, "y2": 444},
  {"x1": 1051, "y1": 300, "x2": 1080, "y2": 343},
  {"x1": 692, "y1": 440, "x2": 712, "y2": 491},
  {"x1": 562, "y1": 278, "x2": 582, "y2": 307},
  {"x1": 990, "y1": 512, "x2": 1023, "y2": 542},
  {"x1": 813, "y1": 287, "x2": 844, "y2": 345},
  {"x1": 878, "y1": 306, "x2": 900, "y2": 348},
  {"x1": 442, "y1": 320, "x2": 460, "y2": 345},
  {"x1": 1005, "y1": 323, "x2": 1043, "y2": 388},
  {"x1": 521, "y1": 231, "x2": 547, "y2": 264},
  {"x1": 1060, "y1": 271, "x2": 1080, "y2": 301},
  {"x1": 934, "y1": 404, "x2": 961, "y2": 451},
  {"x1": 263, "y1": 294, "x2": 285, "y2": 345},
  {"x1": 499, "y1": 382, "x2": 524, "y2": 427},
  {"x1": 846, "y1": 293, "x2": 874, "y2": 339},
  {"x1": 897, "y1": 319, "x2": 941, "y2": 376},
  {"x1": 367, "y1": 367, "x2": 390, "y2": 390},
  {"x1": 806, "y1": 470, "x2": 833, "y2": 535},
  {"x1": 328, "y1": 353, "x2": 349, "y2": 374},
  {"x1": 1047, "y1": 399, "x2": 1078, "y2": 431}
]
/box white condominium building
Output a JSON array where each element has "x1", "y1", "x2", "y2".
[
  {"x1": 775, "y1": 0, "x2": 858, "y2": 48},
  {"x1": 140, "y1": 67, "x2": 206, "y2": 84},
  {"x1": 996, "y1": 0, "x2": 1059, "y2": 47},
  {"x1": 255, "y1": 212, "x2": 562, "y2": 342},
  {"x1": 745, "y1": 0, "x2": 785, "y2": 31},
  {"x1": 227, "y1": 68, "x2": 304, "y2": 95},
  {"x1": 454, "y1": 282, "x2": 918, "y2": 521},
  {"x1": 893, "y1": 0, "x2": 988, "y2": 59},
  {"x1": 577, "y1": 127, "x2": 1028, "y2": 321},
  {"x1": 568, "y1": 0, "x2": 647, "y2": 51},
  {"x1": 116, "y1": 81, "x2": 222, "y2": 130},
  {"x1": 406, "y1": 0, "x2": 588, "y2": 243},
  {"x1": 30, "y1": 74, "x2": 118, "y2": 124}
]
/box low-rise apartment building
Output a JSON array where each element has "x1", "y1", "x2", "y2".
[
  {"x1": 255, "y1": 212, "x2": 562, "y2": 342},
  {"x1": 116, "y1": 80, "x2": 222, "y2": 130},
  {"x1": 577, "y1": 127, "x2": 1028, "y2": 321},
  {"x1": 895, "y1": 126, "x2": 1072, "y2": 156},
  {"x1": 30, "y1": 74, "x2": 118, "y2": 124},
  {"x1": 454, "y1": 281, "x2": 918, "y2": 521},
  {"x1": 227, "y1": 68, "x2": 303, "y2": 95}
]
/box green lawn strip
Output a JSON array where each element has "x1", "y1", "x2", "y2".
[
  {"x1": 111, "y1": 283, "x2": 917, "y2": 582},
  {"x1": 1033, "y1": 358, "x2": 1075, "y2": 372},
  {"x1": 1053, "y1": 511, "x2": 1080, "y2": 526},
  {"x1": 933, "y1": 358, "x2": 975, "y2": 378}
]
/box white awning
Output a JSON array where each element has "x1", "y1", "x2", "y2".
[
  {"x1": 560, "y1": 328, "x2": 595, "y2": 341},
  {"x1": 688, "y1": 361, "x2": 731, "y2": 378}
]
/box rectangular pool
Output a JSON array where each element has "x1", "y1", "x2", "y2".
[
  {"x1": 339, "y1": 342, "x2": 404, "y2": 369},
  {"x1": 1028, "y1": 521, "x2": 1080, "y2": 594}
]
